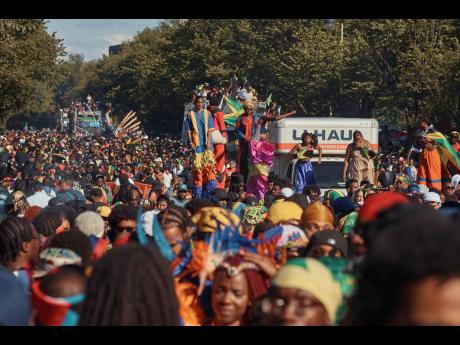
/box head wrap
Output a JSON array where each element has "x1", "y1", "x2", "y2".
[
  {"x1": 33, "y1": 248, "x2": 82, "y2": 279},
  {"x1": 301, "y1": 202, "x2": 334, "y2": 226},
  {"x1": 271, "y1": 258, "x2": 342, "y2": 323},
  {"x1": 242, "y1": 205, "x2": 267, "y2": 225},
  {"x1": 267, "y1": 201, "x2": 303, "y2": 225},
  {"x1": 358, "y1": 192, "x2": 409, "y2": 225},
  {"x1": 326, "y1": 190, "x2": 344, "y2": 203},
  {"x1": 191, "y1": 207, "x2": 241, "y2": 233},
  {"x1": 262, "y1": 224, "x2": 308, "y2": 249}
]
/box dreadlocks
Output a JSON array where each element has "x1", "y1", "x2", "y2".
[
  {"x1": 78, "y1": 243, "x2": 180, "y2": 326},
  {"x1": 0, "y1": 217, "x2": 35, "y2": 264},
  {"x1": 157, "y1": 206, "x2": 190, "y2": 236},
  {"x1": 33, "y1": 209, "x2": 62, "y2": 237}
]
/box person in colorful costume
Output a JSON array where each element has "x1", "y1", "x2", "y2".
[
  {"x1": 235, "y1": 102, "x2": 258, "y2": 183},
  {"x1": 186, "y1": 96, "x2": 217, "y2": 199},
  {"x1": 290, "y1": 132, "x2": 322, "y2": 193},
  {"x1": 416, "y1": 118, "x2": 460, "y2": 190},
  {"x1": 210, "y1": 99, "x2": 227, "y2": 188}
]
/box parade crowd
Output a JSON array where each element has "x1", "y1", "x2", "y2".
[{"x1": 2, "y1": 89, "x2": 460, "y2": 326}]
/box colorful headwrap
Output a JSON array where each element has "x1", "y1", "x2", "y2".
[
  {"x1": 261, "y1": 224, "x2": 308, "y2": 249},
  {"x1": 271, "y1": 258, "x2": 343, "y2": 324},
  {"x1": 266, "y1": 201, "x2": 303, "y2": 225},
  {"x1": 301, "y1": 202, "x2": 334, "y2": 227},
  {"x1": 326, "y1": 190, "x2": 344, "y2": 203},
  {"x1": 318, "y1": 257, "x2": 356, "y2": 325},
  {"x1": 242, "y1": 205, "x2": 267, "y2": 225},
  {"x1": 31, "y1": 280, "x2": 84, "y2": 326},
  {"x1": 191, "y1": 207, "x2": 242, "y2": 234},
  {"x1": 339, "y1": 211, "x2": 359, "y2": 235}
]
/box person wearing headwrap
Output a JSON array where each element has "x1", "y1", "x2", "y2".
[
  {"x1": 241, "y1": 205, "x2": 267, "y2": 239},
  {"x1": 266, "y1": 201, "x2": 303, "y2": 226},
  {"x1": 208, "y1": 254, "x2": 270, "y2": 326},
  {"x1": 235, "y1": 101, "x2": 258, "y2": 183},
  {"x1": 191, "y1": 207, "x2": 242, "y2": 238},
  {"x1": 323, "y1": 190, "x2": 344, "y2": 210},
  {"x1": 257, "y1": 258, "x2": 342, "y2": 326},
  {"x1": 300, "y1": 202, "x2": 335, "y2": 239}
]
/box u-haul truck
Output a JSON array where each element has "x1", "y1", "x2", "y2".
[{"x1": 268, "y1": 117, "x2": 379, "y2": 193}]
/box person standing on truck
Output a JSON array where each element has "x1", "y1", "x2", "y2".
[
  {"x1": 186, "y1": 96, "x2": 217, "y2": 199},
  {"x1": 343, "y1": 131, "x2": 376, "y2": 185},
  {"x1": 290, "y1": 133, "x2": 322, "y2": 194}
]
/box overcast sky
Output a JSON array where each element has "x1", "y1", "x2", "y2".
[{"x1": 46, "y1": 19, "x2": 163, "y2": 61}]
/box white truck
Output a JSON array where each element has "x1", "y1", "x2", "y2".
[{"x1": 268, "y1": 117, "x2": 379, "y2": 194}]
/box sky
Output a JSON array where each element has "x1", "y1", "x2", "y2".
[{"x1": 46, "y1": 19, "x2": 163, "y2": 61}]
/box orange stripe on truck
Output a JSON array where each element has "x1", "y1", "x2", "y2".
[{"x1": 275, "y1": 143, "x2": 379, "y2": 151}]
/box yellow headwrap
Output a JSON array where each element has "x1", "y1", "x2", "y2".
[
  {"x1": 267, "y1": 201, "x2": 303, "y2": 225},
  {"x1": 301, "y1": 202, "x2": 335, "y2": 226},
  {"x1": 191, "y1": 207, "x2": 242, "y2": 234},
  {"x1": 272, "y1": 258, "x2": 343, "y2": 323}
]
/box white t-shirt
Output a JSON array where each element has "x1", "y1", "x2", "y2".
[
  {"x1": 163, "y1": 172, "x2": 173, "y2": 189},
  {"x1": 27, "y1": 191, "x2": 52, "y2": 208}
]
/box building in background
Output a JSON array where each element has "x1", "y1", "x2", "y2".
[{"x1": 109, "y1": 44, "x2": 129, "y2": 56}]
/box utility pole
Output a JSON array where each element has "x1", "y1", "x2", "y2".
[{"x1": 340, "y1": 21, "x2": 344, "y2": 45}]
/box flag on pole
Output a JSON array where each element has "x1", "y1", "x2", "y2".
[
  {"x1": 265, "y1": 93, "x2": 272, "y2": 107},
  {"x1": 424, "y1": 131, "x2": 460, "y2": 176},
  {"x1": 221, "y1": 96, "x2": 244, "y2": 128}
]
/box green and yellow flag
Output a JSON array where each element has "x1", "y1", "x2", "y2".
[
  {"x1": 222, "y1": 96, "x2": 244, "y2": 128},
  {"x1": 424, "y1": 131, "x2": 460, "y2": 176}
]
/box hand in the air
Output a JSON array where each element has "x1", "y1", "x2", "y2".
[{"x1": 242, "y1": 252, "x2": 277, "y2": 278}]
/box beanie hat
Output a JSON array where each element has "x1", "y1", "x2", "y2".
[
  {"x1": 267, "y1": 201, "x2": 303, "y2": 225},
  {"x1": 74, "y1": 211, "x2": 105, "y2": 238},
  {"x1": 301, "y1": 202, "x2": 334, "y2": 227},
  {"x1": 358, "y1": 192, "x2": 409, "y2": 225},
  {"x1": 271, "y1": 258, "x2": 342, "y2": 323},
  {"x1": 332, "y1": 197, "x2": 355, "y2": 219}
]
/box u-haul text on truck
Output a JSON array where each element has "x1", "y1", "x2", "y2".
[{"x1": 268, "y1": 117, "x2": 379, "y2": 193}]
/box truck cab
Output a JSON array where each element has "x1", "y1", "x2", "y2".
[{"x1": 269, "y1": 117, "x2": 379, "y2": 194}]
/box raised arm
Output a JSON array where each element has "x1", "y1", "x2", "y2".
[
  {"x1": 289, "y1": 144, "x2": 299, "y2": 155},
  {"x1": 316, "y1": 145, "x2": 323, "y2": 164},
  {"x1": 273, "y1": 110, "x2": 296, "y2": 122}
]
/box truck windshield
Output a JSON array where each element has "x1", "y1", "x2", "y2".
[{"x1": 312, "y1": 161, "x2": 345, "y2": 189}]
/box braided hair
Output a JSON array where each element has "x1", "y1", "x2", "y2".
[
  {"x1": 0, "y1": 217, "x2": 35, "y2": 265},
  {"x1": 78, "y1": 243, "x2": 180, "y2": 326},
  {"x1": 33, "y1": 209, "x2": 63, "y2": 237}
]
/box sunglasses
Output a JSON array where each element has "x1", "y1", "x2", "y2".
[{"x1": 115, "y1": 226, "x2": 136, "y2": 233}]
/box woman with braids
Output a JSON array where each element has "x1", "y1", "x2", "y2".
[
  {"x1": 343, "y1": 204, "x2": 460, "y2": 325},
  {"x1": 0, "y1": 217, "x2": 40, "y2": 292},
  {"x1": 78, "y1": 243, "x2": 180, "y2": 326}
]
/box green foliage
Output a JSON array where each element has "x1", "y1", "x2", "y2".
[
  {"x1": 21, "y1": 19, "x2": 460, "y2": 134},
  {"x1": 0, "y1": 19, "x2": 65, "y2": 129}
]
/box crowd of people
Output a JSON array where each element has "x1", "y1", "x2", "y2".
[{"x1": 2, "y1": 93, "x2": 460, "y2": 326}]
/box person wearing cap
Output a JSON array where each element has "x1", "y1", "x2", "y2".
[
  {"x1": 301, "y1": 230, "x2": 348, "y2": 259},
  {"x1": 423, "y1": 191, "x2": 442, "y2": 209},
  {"x1": 280, "y1": 187, "x2": 294, "y2": 199},
  {"x1": 172, "y1": 183, "x2": 189, "y2": 208},
  {"x1": 300, "y1": 202, "x2": 335, "y2": 239},
  {"x1": 258, "y1": 258, "x2": 342, "y2": 326},
  {"x1": 266, "y1": 201, "x2": 303, "y2": 226},
  {"x1": 211, "y1": 188, "x2": 230, "y2": 209}
]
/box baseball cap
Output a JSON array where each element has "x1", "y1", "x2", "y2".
[
  {"x1": 302, "y1": 230, "x2": 349, "y2": 257},
  {"x1": 177, "y1": 184, "x2": 188, "y2": 192},
  {"x1": 96, "y1": 205, "x2": 111, "y2": 219},
  {"x1": 423, "y1": 192, "x2": 441, "y2": 204},
  {"x1": 281, "y1": 187, "x2": 294, "y2": 198}
]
